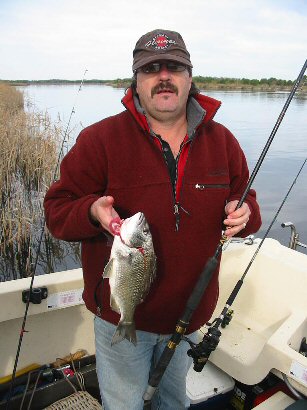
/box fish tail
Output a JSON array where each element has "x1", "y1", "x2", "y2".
[{"x1": 111, "y1": 321, "x2": 137, "y2": 346}]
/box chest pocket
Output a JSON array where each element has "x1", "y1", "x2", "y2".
[
  {"x1": 182, "y1": 180, "x2": 231, "y2": 232},
  {"x1": 188, "y1": 181, "x2": 230, "y2": 207},
  {"x1": 194, "y1": 183, "x2": 230, "y2": 190}
]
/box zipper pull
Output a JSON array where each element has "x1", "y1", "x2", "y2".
[
  {"x1": 174, "y1": 203, "x2": 180, "y2": 231},
  {"x1": 174, "y1": 203, "x2": 190, "y2": 231},
  {"x1": 195, "y1": 183, "x2": 205, "y2": 190},
  {"x1": 96, "y1": 306, "x2": 101, "y2": 317}
]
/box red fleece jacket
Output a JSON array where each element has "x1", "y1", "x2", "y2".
[{"x1": 44, "y1": 89, "x2": 261, "y2": 334}]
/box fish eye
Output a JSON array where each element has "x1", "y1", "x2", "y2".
[{"x1": 143, "y1": 227, "x2": 149, "y2": 235}]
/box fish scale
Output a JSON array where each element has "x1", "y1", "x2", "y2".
[{"x1": 103, "y1": 212, "x2": 156, "y2": 346}]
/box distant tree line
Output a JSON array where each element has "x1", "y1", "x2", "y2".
[
  {"x1": 192, "y1": 76, "x2": 295, "y2": 86},
  {"x1": 2, "y1": 75, "x2": 306, "y2": 91},
  {"x1": 3, "y1": 79, "x2": 111, "y2": 85}
]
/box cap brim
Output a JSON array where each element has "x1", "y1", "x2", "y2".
[{"x1": 133, "y1": 54, "x2": 193, "y2": 71}]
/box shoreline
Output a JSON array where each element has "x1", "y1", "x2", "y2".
[{"x1": 2, "y1": 79, "x2": 306, "y2": 93}]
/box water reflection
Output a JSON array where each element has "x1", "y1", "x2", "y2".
[
  {"x1": 22, "y1": 84, "x2": 125, "y2": 144},
  {"x1": 0, "y1": 230, "x2": 81, "y2": 281},
  {"x1": 253, "y1": 157, "x2": 307, "y2": 253}
]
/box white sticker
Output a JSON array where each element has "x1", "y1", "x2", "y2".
[
  {"x1": 47, "y1": 289, "x2": 84, "y2": 309},
  {"x1": 290, "y1": 361, "x2": 307, "y2": 386}
]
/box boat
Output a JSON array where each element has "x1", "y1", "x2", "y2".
[{"x1": 0, "y1": 224, "x2": 306, "y2": 409}]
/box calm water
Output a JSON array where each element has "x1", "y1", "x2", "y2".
[{"x1": 21, "y1": 84, "x2": 307, "y2": 258}]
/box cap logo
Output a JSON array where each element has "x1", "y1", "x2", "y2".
[{"x1": 145, "y1": 34, "x2": 176, "y2": 50}]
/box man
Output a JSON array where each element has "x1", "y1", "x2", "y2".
[{"x1": 44, "y1": 29, "x2": 261, "y2": 410}]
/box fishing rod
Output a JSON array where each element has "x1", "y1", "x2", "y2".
[
  {"x1": 143, "y1": 59, "x2": 307, "y2": 402},
  {"x1": 187, "y1": 156, "x2": 307, "y2": 371},
  {"x1": 5, "y1": 69, "x2": 88, "y2": 410}
]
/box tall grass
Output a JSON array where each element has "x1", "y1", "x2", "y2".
[{"x1": 0, "y1": 83, "x2": 80, "y2": 281}]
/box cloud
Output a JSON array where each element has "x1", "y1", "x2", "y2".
[{"x1": 0, "y1": 0, "x2": 306, "y2": 80}]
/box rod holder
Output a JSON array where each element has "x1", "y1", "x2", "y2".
[{"x1": 22, "y1": 287, "x2": 48, "y2": 304}]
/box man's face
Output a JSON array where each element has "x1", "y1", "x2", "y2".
[{"x1": 136, "y1": 61, "x2": 192, "y2": 122}]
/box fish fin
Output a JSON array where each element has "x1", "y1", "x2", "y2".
[
  {"x1": 110, "y1": 294, "x2": 120, "y2": 314},
  {"x1": 103, "y1": 259, "x2": 113, "y2": 278},
  {"x1": 111, "y1": 321, "x2": 137, "y2": 346}
]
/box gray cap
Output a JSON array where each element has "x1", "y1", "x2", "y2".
[{"x1": 132, "y1": 29, "x2": 193, "y2": 71}]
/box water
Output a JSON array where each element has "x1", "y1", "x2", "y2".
[{"x1": 21, "y1": 84, "x2": 307, "y2": 259}]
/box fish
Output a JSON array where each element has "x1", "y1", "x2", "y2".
[{"x1": 103, "y1": 212, "x2": 157, "y2": 346}]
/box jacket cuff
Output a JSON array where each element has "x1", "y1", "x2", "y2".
[{"x1": 75, "y1": 196, "x2": 105, "y2": 237}]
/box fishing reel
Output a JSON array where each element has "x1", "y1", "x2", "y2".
[
  {"x1": 186, "y1": 323, "x2": 221, "y2": 372},
  {"x1": 221, "y1": 309, "x2": 234, "y2": 328},
  {"x1": 186, "y1": 310, "x2": 234, "y2": 372}
]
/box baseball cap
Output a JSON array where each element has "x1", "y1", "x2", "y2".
[{"x1": 132, "y1": 29, "x2": 193, "y2": 71}]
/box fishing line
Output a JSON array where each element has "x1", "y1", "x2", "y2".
[
  {"x1": 186, "y1": 157, "x2": 307, "y2": 372},
  {"x1": 143, "y1": 59, "x2": 307, "y2": 402},
  {"x1": 5, "y1": 69, "x2": 88, "y2": 410},
  {"x1": 238, "y1": 158, "x2": 306, "y2": 282}
]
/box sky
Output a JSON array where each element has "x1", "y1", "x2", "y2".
[{"x1": 0, "y1": 0, "x2": 306, "y2": 81}]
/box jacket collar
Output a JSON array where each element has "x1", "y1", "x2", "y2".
[{"x1": 121, "y1": 87, "x2": 221, "y2": 136}]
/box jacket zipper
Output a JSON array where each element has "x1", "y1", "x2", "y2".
[
  {"x1": 195, "y1": 183, "x2": 230, "y2": 190},
  {"x1": 151, "y1": 134, "x2": 185, "y2": 231},
  {"x1": 123, "y1": 99, "x2": 198, "y2": 232},
  {"x1": 173, "y1": 138, "x2": 194, "y2": 230}
]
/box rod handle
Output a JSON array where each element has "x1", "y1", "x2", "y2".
[
  {"x1": 226, "y1": 279, "x2": 243, "y2": 306},
  {"x1": 182, "y1": 257, "x2": 218, "y2": 322},
  {"x1": 143, "y1": 344, "x2": 175, "y2": 401}
]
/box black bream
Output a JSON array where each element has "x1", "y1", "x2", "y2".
[{"x1": 103, "y1": 212, "x2": 156, "y2": 346}]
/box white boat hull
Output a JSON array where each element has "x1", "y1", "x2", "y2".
[{"x1": 0, "y1": 237, "x2": 306, "y2": 399}]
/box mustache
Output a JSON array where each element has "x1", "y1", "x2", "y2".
[{"x1": 151, "y1": 82, "x2": 178, "y2": 98}]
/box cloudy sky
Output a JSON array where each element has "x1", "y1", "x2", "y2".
[{"x1": 0, "y1": 0, "x2": 306, "y2": 81}]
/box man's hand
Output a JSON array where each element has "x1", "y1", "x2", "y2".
[
  {"x1": 90, "y1": 196, "x2": 120, "y2": 234},
  {"x1": 223, "y1": 200, "x2": 251, "y2": 238}
]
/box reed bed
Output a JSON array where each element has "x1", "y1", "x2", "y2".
[{"x1": 0, "y1": 83, "x2": 80, "y2": 281}]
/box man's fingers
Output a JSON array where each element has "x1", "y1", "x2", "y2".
[{"x1": 90, "y1": 196, "x2": 119, "y2": 232}]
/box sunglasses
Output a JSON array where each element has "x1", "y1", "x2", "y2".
[{"x1": 139, "y1": 62, "x2": 187, "y2": 74}]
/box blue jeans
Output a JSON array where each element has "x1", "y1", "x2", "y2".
[{"x1": 94, "y1": 317, "x2": 198, "y2": 410}]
